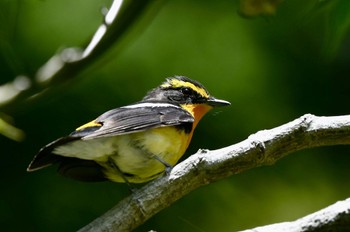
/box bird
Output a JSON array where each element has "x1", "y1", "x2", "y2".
[{"x1": 27, "y1": 76, "x2": 230, "y2": 183}]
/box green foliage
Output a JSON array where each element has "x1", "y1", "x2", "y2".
[
  {"x1": 325, "y1": 0, "x2": 350, "y2": 58},
  {"x1": 1, "y1": 0, "x2": 350, "y2": 231},
  {"x1": 0, "y1": 114, "x2": 24, "y2": 141}
]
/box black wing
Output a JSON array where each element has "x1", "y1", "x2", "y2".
[
  {"x1": 27, "y1": 103, "x2": 194, "y2": 176},
  {"x1": 73, "y1": 103, "x2": 194, "y2": 139}
]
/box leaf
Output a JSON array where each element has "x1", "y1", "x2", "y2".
[
  {"x1": 0, "y1": 115, "x2": 25, "y2": 141},
  {"x1": 325, "y1": 0, "x2": 350, "y2": 59},
  {"x1": 238, "y1": 0, "x2": 284, "y2": 17}
]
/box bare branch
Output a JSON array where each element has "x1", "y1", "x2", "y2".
[
  {"x1": 78, "y1": 114, "x2": 350, "y2": 231},
  {"x1": 0, "y1": 0, "x2": 156, "y2": 112},
  {"x1": 240, "y1": 198, "x2": 350, "y2": 232}
]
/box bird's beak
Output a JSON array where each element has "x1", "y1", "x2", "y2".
[{"x1": 206, "y1": 97, "x2": 231, "y2": 107}]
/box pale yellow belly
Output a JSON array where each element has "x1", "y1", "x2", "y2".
[
  {"x1": 103, "y1": 127, "x2": 191, "y2": 183},
  {"x1": 53, "y1": 127, "x2": 191, "y2": 183}
]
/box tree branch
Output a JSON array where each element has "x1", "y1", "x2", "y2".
[
  {"x1": 78, "y1": 113, "x2": 350, "y2": 231},
  {"x1": 0, "y1": 0, "x2": 157, "y2": 112},
  {"x1": 240, "y1": 198, "x2": 350, "y2": 232}
]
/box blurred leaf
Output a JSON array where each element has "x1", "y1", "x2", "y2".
[
  {"x1": 325, "y1": 0, "x2": 350, "y2": 58},
  {"x1": 239, "y1": 0, "x2": 283, "y2": 17},
  {"x1": 0, "y1": 114, "x2": 25, "y2": 141}
]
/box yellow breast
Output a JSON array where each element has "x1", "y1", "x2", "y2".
[{"x1": 101, "y1": 127, "x2": 191, "y2": 183}]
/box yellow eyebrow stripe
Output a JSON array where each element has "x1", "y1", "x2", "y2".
[
  {"x1": 76, "y1": 120, "x2": 102, "y2": 131},
  {"x1": 161, "y1": 79, "x2": 209, "y2": 98}
]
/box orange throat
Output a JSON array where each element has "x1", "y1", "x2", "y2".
[
  {"x1": 181, "y1": 104, "x2": 213, "y2": 129},
  {"x1": 180, "y1": 103, "x2": 212, "y2": 151}
]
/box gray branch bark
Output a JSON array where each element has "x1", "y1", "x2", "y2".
[
  {"x1": 78, "y1": 113, "x2": 350, "y2": 231},
  {"x1": 241, "y1": 198, "x2": 350, "y2": 232}
]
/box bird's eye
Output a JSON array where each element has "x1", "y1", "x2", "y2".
[{"x1": 181, "y1": 87, "x2": 192, "y2": 95}]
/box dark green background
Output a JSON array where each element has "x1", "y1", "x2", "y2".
[{"x1": 1, "y1": 0, "x2": 350, "y2": 231}]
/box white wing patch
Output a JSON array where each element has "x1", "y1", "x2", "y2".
[{"x1": 122, "y1": 102, "x2": 181, "y2": 109}]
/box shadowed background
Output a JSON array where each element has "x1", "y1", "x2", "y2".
[{"x1": 1, "y1": 0, "x2": 350, "y2": 231}]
